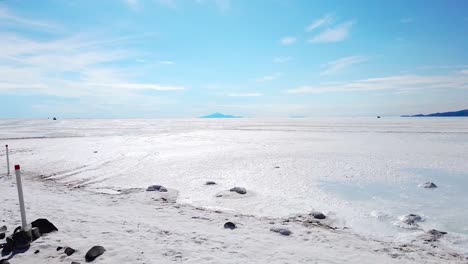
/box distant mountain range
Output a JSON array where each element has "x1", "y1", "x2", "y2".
[
  {"x1": 199, "y1": 112, "x2": 242, "y2": 118},
  {"x1": 401, "y1": 109, "x2": 468, "y2": 117}
]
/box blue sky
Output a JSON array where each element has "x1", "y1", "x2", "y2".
[{"x1": 0, "y1": 0, "x2": 467, "y2": 118}]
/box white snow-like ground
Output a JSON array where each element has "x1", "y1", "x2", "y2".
[{"x1": 1, "y1": 118, "x2": 468, "y2": 263}]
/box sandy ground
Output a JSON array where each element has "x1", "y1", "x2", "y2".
[{"x1": 1, "y1": 171, "x2": 467, "y2": 264}]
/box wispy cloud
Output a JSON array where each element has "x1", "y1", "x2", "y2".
[
  {"x1": 308, "y1": 20, "x2": 355, "y2": 43},
  {"x1": 280, "y1": 36, "x2": 296, "y2": 45},
  {"x1": 400, "y1": 17, "x2": 413, "y2": 23},
  {"x1": 286, "y1": 72, "x2": 468, "y2": 94},
  {"x1": 0, "y1": 11, "x2": 184, "y2": 98},
  {"x1": 0, "y1": 7, "x2": 62, "y2": 32},
  {"x1": 320, "y1": 55, "x2": 368, "y2": 76},
  {"x1": 305, "y1": 13, "x2": 334, "y2": 32},
  {"x1": 256, "y1": 73, "x2": 282, "y2": 82},
  {"x1": 228, "y1": 93, "x2": 263, "y2": 97},
  {"x1": 159, "y1": 60, "x2": 175, "y2": 65},
  {"x1": 273, "y1": 56, "x2": 292, "y2": 63}
]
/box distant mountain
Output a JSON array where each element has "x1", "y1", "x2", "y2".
[
  {"x1": 401, "y1": 109, "x2": 468, "y2": 117},
  {"x1": 199, "y1": 112, "x2": 242, "y2": 118}
]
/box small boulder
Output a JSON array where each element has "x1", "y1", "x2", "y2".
[
  {"x1": 310, "y1": 211, "x2": 326, "y2": 220},
  {"x1": 34, "y1": 249, "x2": 40, "y2": 254},
  {"x1": 223, "y1": 222, "x2": 236, "y2": 230},
  {"x1": 400, "y1": 214, "x2": 423, "y2": 225},
  {"x1": 85, "y1": 246, "x2": 106, "y2": 262},
  {"x1": 31, "y1": 218, "x2": 58, "y2": 234},
  {"x1": 64, "y1": 247, "x2": 76, "y2": 256},
  {"x1": 56, "y1": 246, "x2": 63, "y2": 251},
  {"x1": 270, "y1": 227, "x2": 292, "y2": 236},
  {"x1": 420, "y1": 182, "x2": 437, "y2": 188},
  {"x1": 229, "y1": 187, "x2": 247, "y2": 195},
  {"x1": 71, "y1": 262, "x2": 81, "y2": 264},
  {"x1": 0, "y1": 226, "x2": 6, "y2": 232},
  {"x1": 0, "y1": 233, "x2": 5, "y2": 240},
  {"x1": 0, "y1": 259, "x2": 10, "y2": 264},
  {"x1": 146, "y1": 185, "x2": 168, "y2": 192},
  {"x1": 205, "y1": 181, "x2": 217, "y2": 185}
]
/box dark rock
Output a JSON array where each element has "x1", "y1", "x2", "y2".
[
  {"x1": 31, "y1": 218, "x2": 58, "y2": 234},
  {"x1": 310, "y1": 211, "x2": 326, "y2": 219},
  {"x1": 34, "y1": 249, "x2": 40, "y2": 254},
  {"x1": 57, "y1": 246, "x2": 63, "y2": 251},
  {"x1": 421, "y1": 182, "x2": 437, "y2": 188},
  {"x1": 229, "y1": 187, "x2": 247, "y2": 195},
  {"x1": 205, "y1": 181, "x2": 216, "y2": 185},
  {"x1": 93, "y1": 151, "x2": 98, "y2": 153},
  {"x1": 223, "y1": 222, "x2": 236, "y2": 230},
  {"x1": 274, "y1": 166, "x2": 280, "y2": 169},
  {"x1": 401, "y1": 214, "x2": 423, "y2": 225},
  {"x1": 146, "y1": 185, "x2": 168, "y2": 192},
  {"x1": 424, "y1": 229, "x2": 447, "y2": 242},
  {"x1": 85, "y1": 245, "x2": 106, "y2": 262},
  {"x1": 0, "y1": 226, "x2": 6, "y2": 232},
  {"x1": 64, "y1": 247, "x2": 76, "y2": 256},
  {"x1": 0, "y1": 233, "x2": 5, "y2": 240},
  {"x1": 71, "y1": 262, "x2": 80, "y2": 264},
  {"x1": 0, "y1": 259, "x2": 10, "y2": 264},
  {"x1": 31, "y1": 227, "x2": 41, "y2": 241},
  {"x1": 270, "y1": 227, "x2": 292, "y2": 236}
]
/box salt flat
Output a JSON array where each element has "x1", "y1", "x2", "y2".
[{"x1": 1, "y1": 118, "x2": 467, "y2": 263}]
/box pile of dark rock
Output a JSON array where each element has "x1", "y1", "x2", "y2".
[{"x1": 0, "y1": 218, "x2": 106, "y2": 263}]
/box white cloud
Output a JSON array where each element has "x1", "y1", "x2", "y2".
[
  {"x1": 400, "y1": 18, "x2": 413, "y2": 23},
  {"x1": 308, "y1": 20, "x2": 355, "y2": 43},
  {"x1": 280, "y1": 36, "x2": 296, "y2": 45},
  {"x1": 256, "y1": 73, "x2": 282, "y2": 82},
  {"x1": 273, "y1": 56, "x2": 292, "y2": 63},
  {"x1": 305, "y1": 14, "x2": 334, "y2": 32},
  {"x1": 0, "y1": 7, "x2": 61, "y2": 32},
  {"x1": 0, "y1": 12, "x2": 184, "y2": 98},
  {"x1": 228, "y1": 93, "x2": 263, "y2": 97},
  {"x1": 286, "y1": 72, "x2": 468, "y2": 94},
  {"x1": 159, "y1": 60, "x2": 175, "y2": 65},
  {"x1": 320, "y1": 55, "x2": 368, "y2": 76}
]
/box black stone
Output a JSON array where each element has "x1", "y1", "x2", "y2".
[
  {"x1": 401, "y1": 214, "x2": 423, "y2": 225},
  {"x1": 0, "y1": 233, "x2": 5, "y2": 240},
  {"x1": 57, "y1": 246, "x2": 63, "y2": 251},
  {"x1": 421, "y1": 182, "x2": 437, "y2": 188},
  {"x1": 270, "y1": 227, "x2": 292, "y2": 236},
  {"x1": 64, "y1": 247, "x2": 76, "y2": 256},
  {"x1": 223, "y1": 222, "x2": 236, "y2": 230},
  {"x1": 310, "y1": 211, "x2": 326, "y2": 219},
  {"x1": 31, "y1": 218, "x2": 58, "y2": 234},
  {"x1": 71, "y1": 262, "x2": 81, "y2": 264},
  {"x1": 0, "y1": 226, "x2": 6, "y2": 232},
  {"x1": 0, "y1": 259, "x2": 10, "y2": 264},
  {"x1": 85, "y1": 245, "x2": 106, "y2": 262},
  {"x1": 34, "y1": 249, "x2": 40, "y2": 254},
  {"x1": 229, "y1": 187, "x2": 247, "y2": 195},
  {"x1": 205, "y1": 181, "x2": 216, "y2": 185},
  {"x1": 146, "y1": 185, "x2": 168, "y2": 192}
]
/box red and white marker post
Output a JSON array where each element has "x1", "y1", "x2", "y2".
[
  {"x1": 5, "y1": 144, "x2": 10, "y2": 175},
  {"x1": 15, "y1": 164, "x2": 28, "y2": 230}
]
